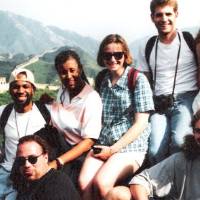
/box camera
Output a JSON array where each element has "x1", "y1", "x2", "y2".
[
  {"x1": 92, "y1": 147, "x2": 102, "y2": 154},
  {"x1": 153, "y1": 94, "x2": 174, "y2": 114}
]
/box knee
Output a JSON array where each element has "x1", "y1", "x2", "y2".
[
  {"x1": 93, "y1": 176, "x2": 111, "y2": 197},
  {"x1": 105, "y1": 186, "x2": 132, "y2": 200}
]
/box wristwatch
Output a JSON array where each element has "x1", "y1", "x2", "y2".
[{"x1": 55, "y1": 158, "x2": 64, "y2": 170}]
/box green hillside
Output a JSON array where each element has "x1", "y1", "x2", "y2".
[
  {"x1": 26, "y1": 60, "x2": 58, "y2": 84},
  {"x1": 26, "y1": 46, "x2": 100, "y2": 85}
]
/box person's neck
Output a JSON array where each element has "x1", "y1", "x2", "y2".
[
  {"x1": 14, "y1": 102, "x2": 33, "y2": 113},
  {"x1": 159, "y1": 30, "x2": 177, "y2": 44},
  {"x1": 69, "y1": 80, "x2": 86, "y2": 100},
  {"x1": 110, "y1": 67, "x2": 125, "y2": 86}
]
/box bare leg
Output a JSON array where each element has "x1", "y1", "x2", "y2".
[
  {"x1": 94, "y1": 152, "x2": 140, "y2": 198},
  {"x1": 106, "y1": 186, "x2": 132, "y2": 200},
  {"x1": 79, "y1": 151, "x2": 104, "y2": 200}
]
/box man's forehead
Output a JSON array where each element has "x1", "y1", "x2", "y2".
[
  {"x1": 11, "y1": 79, "x2": 33, "y2": 87},
  {"x1": 154, "y1": 5, "x2": 176, "y2": 13},
  {"x1": 17, "y1": 141, "x2": 42, "y2": 155}
]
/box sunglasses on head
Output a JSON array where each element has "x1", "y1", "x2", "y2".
[
  {"x1": 193, "y1": 128, "x2": 200, "y2": 134},
  {"x1": 16, "y1": 153, "x2": 43, "y2": 166},
  {"x1": 102, "y1": 52, "x2": 124, "y2": 61}
]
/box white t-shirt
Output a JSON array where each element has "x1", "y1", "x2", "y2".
[
  {"x1": 136, "y1": 31, "x2": 198, "y2": 96},
  {"x1": 0, "y1": 104, "x2": 46, "y2": 171},
  {"x1": 46, "y1": 84, "x2": 102, "y2": 145}
]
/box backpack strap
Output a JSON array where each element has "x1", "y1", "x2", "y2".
[
  {"x1": 182, "y1": 31, "x2": 198, "y2": 64},
  {"x1": 95, "y1": 67, "x2": 138, "y2": 93},
  {"x1": 0, "y1": 103, "x2": 14, "y2": 156},
  {"x1": 145, "y1": 32, "x2": 197, "y2": 66},
  {"x1": 127, "y1": 67, "x2": 139, "y2": 91},
  {"x1": 145, "y1": 35, "x2": 157, "y2": 68},
  {"x1": 0, "y1": 103, "x2": 14, "y2": 136},
  {"x1": 95, "y1": 69, "x2": 109, "y2": 93},
  {"x1": 34, "y1": 101, "x2": 51, "y2": 124},
  {"x1": 182, "y1": 31, "x2": 195, "y2": 53}
]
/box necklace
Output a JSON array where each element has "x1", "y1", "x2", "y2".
[{"x1": 14, "y1": 109, "x2": 32, "y2": 138}]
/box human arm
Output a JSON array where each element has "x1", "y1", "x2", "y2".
[
  {"x1": 94, "y1": 112, "x2": 149, "y2": 160},
  {"x1": 94, "y1": 73, "x2": 154, "y2": 160},
  {"x1": 49, "y1": 138, "x2": 94, "y2": 169}
]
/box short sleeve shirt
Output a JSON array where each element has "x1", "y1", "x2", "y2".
[
  {"x1": 98, "y1": 66, "x2": 154, "y2": 153},
  {"x1": 47, "y1": 84, "x2": 102, "y2": 145}
]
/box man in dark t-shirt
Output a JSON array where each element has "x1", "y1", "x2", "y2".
[{"x1": 11, "y1": 135, "x2": 80, "y2": 200}]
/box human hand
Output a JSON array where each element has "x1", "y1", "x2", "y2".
[
  {"x1": 92, "y1": 145, "x2": 112, "y2": 160},
  {"x1": 39, "y1": 93, "x2": 54, "y2": 104}
]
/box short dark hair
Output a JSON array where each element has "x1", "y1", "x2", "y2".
[
  {"x1": 18, "y1": 135, "x2": 49, "y2": 155},
  {"x1": 150, "y1": 0, "x2": 178, "y2": 15},
  {"x1": 97, "y1": 34, "x2": 133, "y2": 68},
  {"x1": 191, "y1": 110, "x2": 200, "y2": 129}
]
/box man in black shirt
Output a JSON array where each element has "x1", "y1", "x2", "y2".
[{"x1": 11, "y1": 135, "x2": 80, "y2": 200}]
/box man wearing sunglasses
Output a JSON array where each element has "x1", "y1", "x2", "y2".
[
  {"x1": 106, "y1": 110, "x2": 200, "y2": 199},
  {"x1": 11, "y1": 135, "x2": 80, "y2": 200},
  {"x1": 0, "y1": 68, "x2": 47, "y2": 199}
]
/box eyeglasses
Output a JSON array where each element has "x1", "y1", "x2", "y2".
[
  {"x1": 16, "y1": 153, "x2": 43, "y2": 166},
  {"x1": 102, "y1": 52, "x2": 124, "y2": 61},
  {"x1": 193, "y1": 128, "x2": 200, "y2": 134}
]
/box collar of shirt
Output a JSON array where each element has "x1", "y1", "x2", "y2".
[{"x1": 102, "y1": 66, "x2": 130, "y2": 89}]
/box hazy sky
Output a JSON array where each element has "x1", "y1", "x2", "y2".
[{"x1": 0, "y1": 0, "x2": 199, "y2": 42}]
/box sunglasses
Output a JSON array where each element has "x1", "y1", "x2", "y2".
[
  {"x1": 102, "y1": 52, "x2": 124, "y2": 61},
  {"x1": 193, "y1": 128, "x2": 200, "y2": 134},
  {"x1": 16, "y1": 153, "x2": 43, "y2": 166}
]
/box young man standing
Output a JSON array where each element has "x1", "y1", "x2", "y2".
[
  {"x1": 0, "y1": 68, "x2": 46, "y2": 199},
  {"x1": 137, "y1": 0, "x2": 198, "y2": 164}
]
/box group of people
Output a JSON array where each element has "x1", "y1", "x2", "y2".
[{"x1": 0, "y1": 0, "x2": 200, "y2": 199}]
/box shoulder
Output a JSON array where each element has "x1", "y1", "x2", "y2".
[
  {"x1": 135, "y1": 71, "x2": 151, "y2": 88},
  {"x1": 82, "y1": 84, "x2": 102, "y2": 102}
]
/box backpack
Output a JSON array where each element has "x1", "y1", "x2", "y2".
[
  {"x1": 95, "y1": 67, "x2": 139, "y2": 93},
  {"x1": 145, "y1": 31, "x2": 197, "y2": 78},
  {"x1": 0, "y1": 101, "x2": 69, "y2": 162}
]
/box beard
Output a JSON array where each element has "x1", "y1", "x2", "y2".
[
  {"x1": 182, "y1": 134, "x2": 200, "y2": 160},
  {"x1": 13, "y1": 93, "x2": 33, "y2": 109}
]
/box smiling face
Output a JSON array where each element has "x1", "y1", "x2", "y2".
[
  {"x1": 102, "y1": 42, "x2": 125, "y2": 73},
  {"x1": 17, "y1": 141, "x2": 48, "y2": 181},
  {"x1": 151, "y1": 5, "x2": 178, "y2": 36},
  {"x1": 57, "y1": 58, "x2": 82, "y2": 91},
  {"x1": 9, "y1": 73, "x2": 35, "y2": 107}
]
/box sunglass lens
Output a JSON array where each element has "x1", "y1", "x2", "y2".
[
  {"x1": 103, "y1": 53, "x2": 112, "y2": 61},
  {"x1": 103, "y1": 52, "x2": 124, "y2": 61},
  {"x1": 28, "y1": 156, "x2": 38, "y2": 164},
  {"x1": 113, "y1": 52, "x2": 124, "y2": 60}
]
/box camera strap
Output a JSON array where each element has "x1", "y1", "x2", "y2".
[{"x1": 153, "y1": 32, "x2": 181, "y2": 98}]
